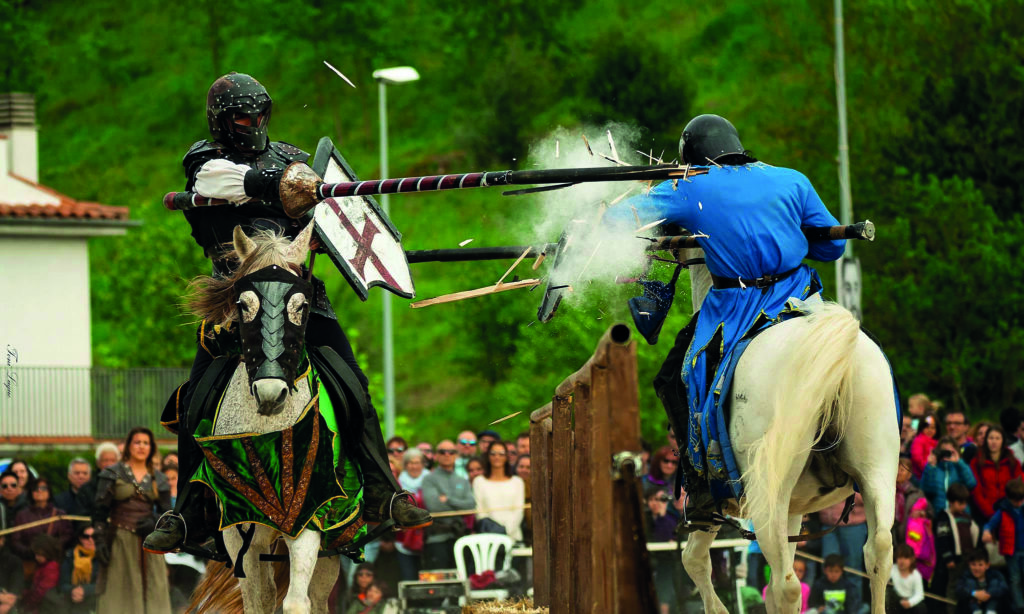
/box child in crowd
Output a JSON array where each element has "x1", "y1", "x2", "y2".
[
  {"x1": 982, "y1": 478, "x2": 1024, "y2": 612},
  {"x1": 808, "y1": 554, "x2": 861, "y2": 614},
  {"x1": 347, "y1": 562, "x2": 376, "y2": 607},
  {"x1": 955, "y1": 549, "x2": 1007, "y2": 614},
  {"x1": 20, "y1": 533, "x2": 61, "y2": 614},
  {"x1": 761, "y1": 557, "x2": 810, "y2": 613},
  {"x1": 888, "y1": 544, "x2": 926, "y2": 613},
  {"x1": 933, "y1": 483, "x2": 979, "y2": 607},
  {"x1": 905, "y1": 498, "x2": 936, "y2": 582},
  {"x1": 346, "y1": 581, "x2": 387, "y2": 614}
]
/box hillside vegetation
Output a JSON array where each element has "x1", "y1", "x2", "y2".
[{"x1": 3, "y1": 0, "x2": 1022, "y2": 441}]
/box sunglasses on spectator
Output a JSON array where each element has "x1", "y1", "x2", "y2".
[
  {"x1": 655, "y1": 495, "x2": 672, "y2": 503},
  {"x1": 661, "y1": 459, "x2": 679, "y2": 465},
  {"x1": 0, "y1": 483, "x2": 17, "y2": 490},
  {"x1": 356, "y1": 570, "x2": 373, "y2": 577},
  {"x1": 388, "y1": 447, "x2": 406, "y2": 454},
  {"x1": 34, "y1": 485, "x2": 49, "y2": 492},
  {"x1": 436, "y1": 449, "x2": 457, "y2": 455},
  {"x1": 81, "y1": 533, "x2": 95, "y2": 539},
  {"x1": 459, "y1": 439, "x2": 477, "y2": 445},
  {"x1": 489, "y1": 451, "x2": 507, "y2": 457}
]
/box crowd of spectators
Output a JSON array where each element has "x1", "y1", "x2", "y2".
[
  {"x1": 888, "y1": 395, "x2": 1024, "y2": 613},
  {"x1": 0, "y1": 425, "x2": 536, "y2": 613},
  {"x1": 0, "y1": 429, "x2": 190, "y2": 614},
  {"x1": 9, "y1": 393, "x2": 1020, "y2": 612},
  {"x1": 0, "y1": 424, "x2": 536, "y2": 613},
  {"x1": 634, "y1": 394, "x2": 1024, "y2": 614}
]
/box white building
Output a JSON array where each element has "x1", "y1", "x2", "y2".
[{"x1": 0, "y1": 93, "x2": 137, "y2": 439}]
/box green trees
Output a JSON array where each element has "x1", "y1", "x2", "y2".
[{"x1": 4, "y1": 0, "x2": 1021, "y2": 440}]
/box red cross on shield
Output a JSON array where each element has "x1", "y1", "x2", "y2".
[{"x1": 309, "y1": 138, "x2": 415, "y2": 301}]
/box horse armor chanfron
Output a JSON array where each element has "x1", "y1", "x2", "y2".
[{"x1": 179, "y1": 223, "x2": 370, "y2": 614}]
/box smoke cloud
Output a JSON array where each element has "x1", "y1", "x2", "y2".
[{"x1": 521, "y1": 122, "x2": 669, "y2": 309}]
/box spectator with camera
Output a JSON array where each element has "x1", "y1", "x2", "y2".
[{"x1": 922, "y1": 437, "x2": 977, "y2": 512}]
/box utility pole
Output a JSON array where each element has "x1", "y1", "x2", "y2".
[
  {"x1": 373, "y1": 66, "x2": 420, "y2": 439},
  {"x1": 834, "y1": 0, "x2": 862, "y2": 319}
]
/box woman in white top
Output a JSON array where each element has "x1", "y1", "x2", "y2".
[
  {"x1": 472, "y1": 440, "x2": 525, "y2": 542},
  {"x1": 396, "y1": 448, "x2": 430, "y2": 581}
]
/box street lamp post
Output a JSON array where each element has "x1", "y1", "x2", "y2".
[{"x1": 372, "y1": 66, "x2": 419, "y2": 440}]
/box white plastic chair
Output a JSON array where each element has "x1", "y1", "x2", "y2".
[{"x1": 453, "y1": 533, "x2": 516, "y2": 601}]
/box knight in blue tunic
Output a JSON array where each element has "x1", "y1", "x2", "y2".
[{"x1": 607, "y1": 114, "x2": 846, "y2": 525}]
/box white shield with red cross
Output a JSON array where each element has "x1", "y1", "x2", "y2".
[{"x1": 310, "y1": 137, "x2": 415, "y2": 301}]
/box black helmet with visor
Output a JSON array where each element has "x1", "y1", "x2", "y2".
[{"x1": 206, "y1": 73, "x2": 272, "y2": 155}]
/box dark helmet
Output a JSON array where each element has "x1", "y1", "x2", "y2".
[
  {"x1": 206, "y1": 73, "x2": 272, "y2": 154},
  {"x1": 678, "y1": 114, "x2": 749, "y2": 165}
]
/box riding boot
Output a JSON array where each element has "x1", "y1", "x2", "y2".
[
  {"x1": 351, "y1": 401, "x2": 432, "y2": 530},
  {"x1": 144, "y1": 400, "x2": 213, "y2": 554},
  {"x1": 143, "y1": 480, "x2": 210, "y2": 553},
  {"x1": 675, "y1": 458, "x2": 717, "y2": 536},
  {"x1": 306, "y1": 314, "x2": 432, "y2": 530}
]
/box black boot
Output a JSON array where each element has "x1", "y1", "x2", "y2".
[
  {"x1": 143, "y1": 511, "x2": 190, "y2": 553},
  {"x1": 143, "y1": 487, "x2": 209, "y2": 554},
  {"x1": 362, "y1": 489, "x2": 433, "y2": 530},
  {"x1": 674, "y1": 457, "x2": 718, "y2": 536}
]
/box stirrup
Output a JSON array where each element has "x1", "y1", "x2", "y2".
[
  {"x1": 388, "y1": 490, "x2": 415, "y2": 513},
  {"x1": 158, "y1": 511, "x2": 186, "y2": 539},
  {"x1": 143, "y1": 511, "x2": 187, "y2": 554},
  {"x1": 674, "y1": 516, "x2": 718, "y2": 538}
]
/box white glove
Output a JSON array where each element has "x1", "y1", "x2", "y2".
[{"x1": 195, "y1": 159, "x2": 252, "y2": 204}]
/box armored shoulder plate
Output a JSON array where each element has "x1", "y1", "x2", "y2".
[
  {"x1": 270, "y1": 141, "x2": 309, "y2": 163},
  {"x1": 183, "y1": 140, "x2": 226, "y2": 165},
  {"x1": 183, "y1": 140, "x2": 230, "y2": 188}
]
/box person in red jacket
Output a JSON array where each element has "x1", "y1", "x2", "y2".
[
  {"x1": 21, "y1": 533, "x2": 61, "y2": 614},
  {"x1": 910, "y1": 412, "x2": 939, "y2": 480},
  {"x1": 972, "y1": 426, "x2": 1023, "y2": 522}
]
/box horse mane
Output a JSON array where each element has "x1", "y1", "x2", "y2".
[
  {"x1": 186, "y1": 539, "x2": 291, "y2": 613},
  {"x1": 187, "y1": 228, "x2": 296, "y2": 330}
]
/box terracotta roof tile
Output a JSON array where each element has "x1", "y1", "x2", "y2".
[
  {"x1": 0, "y1": 173, "x2": 130, "y2": 221},
  {"x1": 0, "y1": 202, "x2": 130, "y2": 220}
]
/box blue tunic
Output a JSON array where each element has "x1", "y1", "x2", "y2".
[{"x1": 608, "y1": 163, "x2": 845, "y2": 481}]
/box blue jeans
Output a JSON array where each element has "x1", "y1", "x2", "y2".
[
  {"x1": 1008, "y1": 551, "x2": 1024, "y2": 611},
  {"x1": 821, "y1": 522, "x2": 868, "y2": 571},
  {"x1": 821, "y1": 522, "x2": 868, "y2": 594}
]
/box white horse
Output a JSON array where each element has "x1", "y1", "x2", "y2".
[
  {"x1": 677, "y1": 249, "x2": 900, "y2": 614},
  {"x1": 183, "y1": 223, "x2": 361, "y2": 614}
]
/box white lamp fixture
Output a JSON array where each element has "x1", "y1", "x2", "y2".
[{"x1": 372, "y1": 66, "x2": 420, "y2": 85}]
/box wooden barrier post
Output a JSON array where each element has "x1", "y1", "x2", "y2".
[{"x1": 529, "y1": 324, "x2": 657, "y2": 614}]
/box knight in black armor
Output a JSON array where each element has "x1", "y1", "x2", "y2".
[{"x1": 144, "y1": 73, "x2": 431, "y2": 554}]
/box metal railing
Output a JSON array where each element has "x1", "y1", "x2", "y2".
[{"x1": 0, "y1": 366, "x2": 189, "y2": 439}]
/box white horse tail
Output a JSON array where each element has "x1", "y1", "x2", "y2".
[{"x1": 741, "y1": 301, "x2": 859, "y2": 533}]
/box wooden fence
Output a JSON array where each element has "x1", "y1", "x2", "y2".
[{"x1": 529, "y1": 323, "x2": 657, "y2": 614}]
